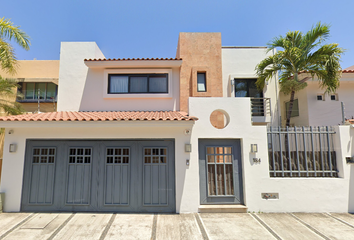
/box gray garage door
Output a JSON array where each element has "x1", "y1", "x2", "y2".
[{"x1": 21, "y1": 140, "x2": 175, "y2": 213}]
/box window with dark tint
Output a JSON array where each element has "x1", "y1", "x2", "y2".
[
  {"x1": 197, "y1": 73, "x2": 206, "y2": 92},
  {"x1": 18, "y1": 82, "x2": 58, "y2": 102},
  {"x1": 108, "y1": 74, "x2": 168, "y2": 94},
  {"x1": 317, "y1": 95, "x2": 323, "y2": 101},
  {"x1": 331, "y1": 95, "x2": 337, "y2": 101}
]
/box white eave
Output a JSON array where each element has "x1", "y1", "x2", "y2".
[{"x1": 84, "y1": 59, "x2": 183, "y2": 68}]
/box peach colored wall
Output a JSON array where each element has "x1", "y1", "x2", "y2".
[
  {"x1": 176, "y1": 33, "x2": 223, "y2": 112},
  {"x1": 0, "y1": 60, "x2": 59, "y2": 79}
]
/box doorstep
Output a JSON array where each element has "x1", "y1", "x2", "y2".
[{"x1": 198, "y1": 205, "x2": 248, "y2": 213}]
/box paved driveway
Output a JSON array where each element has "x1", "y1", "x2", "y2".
[{"x1": 1, "y1": 212, "x2": 354, "y2": 239}]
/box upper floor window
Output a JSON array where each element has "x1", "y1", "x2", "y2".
[
  {"x1": 197, "y1": 72, "x2": 206, "y2": 92},
  {"x1": 17, "y1": 82, "x2": 58, "y2": 102},
  {"x1": 108, "y1": 74, "x2": 168, "y2": 94}
]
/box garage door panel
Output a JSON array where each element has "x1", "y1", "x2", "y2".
[
  {"x1": 159, "y1": 165, "x2": 168, "y2": 205},
  {"x1": 66, "y1": 165, "x2": 91, "y2": 205},
  {"x1": 105, "y1": 165, "x2": 130, "y2": 205},
  {"x1": 28, "y1": 147, "x2": 56, "y2": 205},
  {"x1": 104, "y1": 147, "x2": 130, "y2": 205},
  {"x1": 66, "y1": 147, "x2": 92, "y2": 205},
  {"x1": 143, "y1": 146, "x2": 170, "y2": 207}
]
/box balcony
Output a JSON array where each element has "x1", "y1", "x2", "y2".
[{"x1": 251, "y1": 97, "x2": 271, "y2": 125}]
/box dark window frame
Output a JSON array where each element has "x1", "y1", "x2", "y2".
[
  {"x1": 197, "y1": 72, "x2": 207, "y2": 92},
  {"x1": 108, "y1": 73, "x2": 168, "y2": 94},
  {"x1": 234, "y1": 79, "x2": 263, "y2": 98},
  {"x1": 17, "y1": 82, "x2": 58, "y2": 103}
]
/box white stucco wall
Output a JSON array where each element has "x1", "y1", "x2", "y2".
[
  {"x1": 0, "y1": 121, "x2": 195, "y2": 213},
  {"x1": 189, "y1": 97, "x2": 353, "y2": 212},
  {"x1": 57, "y1": 42, "x2": 180, "y2": 112},
  {"x1": 279, "y1": 73, "x2": 354, "y2": 127},
  {"x1": 57, "y1": 42, "x2": 105, "y2": 111},
  {"x1": 222, "y1": 47, "x2": 280, "y2": 126}
]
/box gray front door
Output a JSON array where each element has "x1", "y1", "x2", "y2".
[
  {"x1": 21, "y1": 140, "x2": 175, "y2": 212},
  {"x1": 199, "y1": 139, "x2": 243, "y2": 204}
]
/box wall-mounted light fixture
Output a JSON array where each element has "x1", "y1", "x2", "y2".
[
  {"x1": 251, "y1": 144, "x2": 258, "y2": 153},
  {"x1": 185, "y1": 144, "x2": 192, "y2": 153},
  {"x1": 230, "y1": 79, "x2": 235, "y2": 86},
  {"x1": 9, "y1": 144, "x2": 17, "y2": 153}
]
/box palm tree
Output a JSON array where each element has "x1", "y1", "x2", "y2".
[
  {"x1": 0, "y1": 76, "x2": 23, "y2": 115},
  {"x1": 0, "y1": 17, "x2": 30, "y2": 115},
  {"x1": 255, "y1": 22, "x2": 344, "y2": 127},
  {"x1": 0, "y1": 17, "x2": 30, "y2": 74}
]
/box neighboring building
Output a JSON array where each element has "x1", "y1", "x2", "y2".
[
  {"x1": 0, "y1": 60, "x2": 59, "y2": 184},
  {"x1": 0, "y1": 60, "x2": 59, "y2": 114},
  {"x1": 0, "y1": 33, "x2": 353, "y2": 214},
  {"x1": 279, "y1": 66, "x2": 354, "y2": 127}
]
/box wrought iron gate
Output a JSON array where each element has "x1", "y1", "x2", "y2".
[{"x1": 267, "y1": 126, "x2": 338, "y2": 178}]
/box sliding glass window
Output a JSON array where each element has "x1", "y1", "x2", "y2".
[{"x1": 108, "y1": 74, "x2": 168, "y2": 94}]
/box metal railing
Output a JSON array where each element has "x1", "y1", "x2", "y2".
[
  {"x1": 267, "y1": 126, "x2": 338, "y2": 178},
  {"x1": 251, "y1": 98, "x2": 271, "y2": 117}
]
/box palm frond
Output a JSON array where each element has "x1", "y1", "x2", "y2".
[
  {"x1": 0, "y1": 39, "x2": 17, "y2": 74},
  {"x1": 0, "y1": 17, "x2": 30, "y2": 50}
]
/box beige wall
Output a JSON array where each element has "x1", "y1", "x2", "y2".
[
  {"x1": 176, "y1": 33, "x2": 223, "y2": 112},
  {"x1": 0, "y1": 60, "x2": 60, "y2": 114},
  {"x1": 0, "y1": 60, "x2": 59, "y2": 79}
]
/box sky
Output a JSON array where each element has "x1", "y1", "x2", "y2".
[{"x1": 1, "y1": 0, "x2": 354, "y2": 68}]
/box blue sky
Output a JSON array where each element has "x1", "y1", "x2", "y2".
[{"x1": 2, "y1": 0, "x2": 354, "y2": 68}]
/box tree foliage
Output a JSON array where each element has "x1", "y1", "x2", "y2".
[
  {"x1": 255, "y1": 22, "x2": 344, "y2": 127},
  {"x1": 0, "y1": 17, "x2": 30, "y2": 115}
]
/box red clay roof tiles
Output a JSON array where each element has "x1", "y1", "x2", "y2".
[
  {"x1": 0, "y1": 111, "x2": 198, "y2": 122},
  {"x1": 84, "y1": 58, "x2": 182, "y2": 61}
]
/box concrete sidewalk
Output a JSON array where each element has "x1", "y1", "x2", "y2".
[{"x1": 1, "y1": 212, "x2": 354, "y2": 239}]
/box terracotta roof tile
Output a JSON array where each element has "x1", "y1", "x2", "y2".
[
  {"x1": 0, "y1": 111, "x2": 198, "y2": 122},
  {"x1": 347, "y1": 119, "x2": 354, "y2": 124},
  {"x1": 344, "y1": 65, "x2": 354, "y2": 71},
  {"x1": 299, "y1": 69, "x2": 354, "y2": 75},
  {"x1": 84, "y1": 58, "x2": 182, "y2": 61}
]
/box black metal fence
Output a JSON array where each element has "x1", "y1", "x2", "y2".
[{"x1": 267, "y1": 126, "x2": 338, "y2": 178}]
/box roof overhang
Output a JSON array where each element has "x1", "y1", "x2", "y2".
[
  {"x1": 0, "y1": 111, "x2": 198, "y2": 128},
  {"x1": 84, "y1": 59, "x2": 182, "y2": 68}
]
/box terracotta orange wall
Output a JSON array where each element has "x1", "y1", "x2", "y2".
[{"x1": 176, "y1": 33, "x2": 223, "y2": 112}]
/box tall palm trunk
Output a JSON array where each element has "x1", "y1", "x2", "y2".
[
  {"x1": 285, "y1": 90, "x2": 295, "y2": 127},
  {"x1": 284, "y1": 90, "x2": 296, "y2": 156}
]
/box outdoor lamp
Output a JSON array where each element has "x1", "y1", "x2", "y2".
[
  {"x1": 251, "y1": 144, "x2": 258, "y2": 153},
  {"x1": 185, "y1": 144, "x2": 192, "y2": 152},
  {"x1": 9, "y1": 144, "x2": 17, "y2": 153}
]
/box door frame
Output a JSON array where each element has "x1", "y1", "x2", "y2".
[{"x1": 198, "y1": 139, "x2": 243, "y2": 205}]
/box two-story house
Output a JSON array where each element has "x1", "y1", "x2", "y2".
[{"x1": 1, "y1": 33, "x2": 353, "y2": 214}]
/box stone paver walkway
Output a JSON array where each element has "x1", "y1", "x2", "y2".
[{"x1": 1, "y1": 212, "x2": 354, "y2": 239}]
